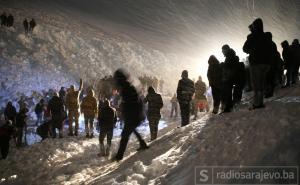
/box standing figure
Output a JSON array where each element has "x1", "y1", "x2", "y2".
[
  {"x1": 0, "y1": 12, "x2": 7, "y2": 26},
  {"x1": 144, "y1": 86, "x2": 163, "y2": 141},
  {"x1": 170, "y1": 93, "x2": 178, "y2": 118},
  {"x1": 16, "y1": 107, "x2": 28, "y2": 146},
  {"x1": 98, "y1": 99, "x2": 117, "y2": 157},
  {"x1": 29, "y1": 18, "x2": 36, "y2": 32},
  {"x1": 0, "y1": 120, "x2": 15, "y2": 159},
  {"x1": 281, "y1": 41, "x2": 294, "y2": 87},
  {"x1": 59, "y1": 87, "x2": 66, "y2": 104},
  {"x1": 34, "y1": 99, "x2": 45, "y2": 126},
  {"x1": 81, "y1": 89, "x2": 98, "y2": 138},
  {"x1": 48, "y1": 93, "x2": 64, "y2": 138},
  {"x1": 23, "y1": 19, "x2": 29, "y2": 34},
  {"x1": 243, "y1": 18, "x2": 270, "y2": 109},
  {"x1": 4, "y1": 101, "x2": 17, "y2": 125},
  {"x1": 207, "y1": 55, "x2": 222, "y2": 114},
  {"x1": 193, "y1": 76, "x2": 208, "y2": 119},
  {"x1": 66, "y1": 79, "x2": 83, "y2": 136},
  {"x1": 291, "y1": 39, "x2": 300, "y2": 83},
  {"x1": 7, "y1": 14, "x2": 14, "y2": 27},
  {"x1": 112, "y1": 69, "x2": 148, "y2": 161},
  {"x1": 176, "y1": 70, "x2": 195, "y2": 126}
]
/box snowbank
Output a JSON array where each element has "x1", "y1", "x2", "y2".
[{"x1": 1, "y1": 85, "x2": 299, "y2": 185}]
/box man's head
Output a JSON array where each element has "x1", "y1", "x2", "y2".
[
  {"x1": 70, "y1": 85, "x2": 75, "y2": 92},
  {"x1": 181, "y1": 70, "x2": 188, "y2": 79},
  {"x1": 222, "y1": 44, "x2": 230, "y2": 57},
  {"x1": 148, "y1": 86, "x2": 155, "y2": 94},
  {"x1": 198, "y1": 76, "x2": 202, "y2": 81}
]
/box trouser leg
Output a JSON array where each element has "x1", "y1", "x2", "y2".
[
  {"x1": 149, "y1": 119, "x2": 159, "y2": 140},
  {"x1": 115, "y1": 126, "x2": 133, "y2": 160},
  {"x1": 133, "y1": 129, "x2": 147, "y2": 148},
  {"x1": 179, "y1": 102, "x2": 190, "y2": 126},
  {"x1": 68, "y1": 111, "x2": 74, "y2": 134},
  {"x1": 84, "y1": 117, "x2": 89, "y2": 135}
]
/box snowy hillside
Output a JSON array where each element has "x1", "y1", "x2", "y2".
[
  {"x1": 0, "y1": 5, "x2": 179, "y2": 108},
  {"x1": 1, "y1": 85, "x2": 299, "y2": 185}
]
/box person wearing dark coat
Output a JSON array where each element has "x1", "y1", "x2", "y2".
[
  {"x1": 0, "y1": 12, "x2": 7, "y2": 26},
  {"x1": 112, "y1": 69, "x2": 148, "y2": 161},
  {"x1": 48, "y1": 93, "x2": 64, "y2": 138},
  {"x1": 207, "y1": 55, "x2": 222, "y2": 114},
  {"x1": 29, "y1": 18, "x2": 36, "y2": 32},
  {"x1": 144, "y1": 86, "x2": 163, "y2": 141},
  {"x1": 16, "y1": 107, "x2": 28, "y2": 147},
  {"x1": 98, "y1": 99, "x2": 117, "y2": 157},
  {"x1": 290, "y1": 39, "x2": 300, "y2": 83},
  {"x1": 264, "y1": 32, "x2": 279, "y2": 98},
  {"x1": 59, "y1": 87, "x2": 66, "y2": 103},
  {"x1": 23, "y1": 19, "x2": 29, "y2": 34},
  {"x1": 7, "y1": 14, "x2": 14, "y2": 27},
  {"x1": 243, "y1": 18, "x2": 270, "y2": 109},
  {"x1": 4, "y1": 101, "x2": 17, "y2": 125},
  {"x1": 35, "y1": 99, "x2": 45, "y2": 126},
  {"x1": 0, "y1": 120, "x2": 15, "y2": 159},
  {"x1": 36, "y1": 120, "x2": 51, "y2": 141},
  {"x1": 281, "y1": 40, "x2": 294, "y2": 87},
  {"x1": 176, "y1": 70, "x2": 195, "y2": 126},
  {"x1": 221, "y1": 45, "x2": 243, "y2": 112}
]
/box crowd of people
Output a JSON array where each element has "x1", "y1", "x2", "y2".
[
  {"x1": 0, "y1": 12, "x2": 37, "y2": 35},
  {"x1": 23, "y1": 18, "x2": 36, "y2": 34},
  {"x1": 0, "y1": 12, "x2": 14, "y2": 27},
  {"x1": 0, "y1": 18, "x2": 299, "y2": 161}
]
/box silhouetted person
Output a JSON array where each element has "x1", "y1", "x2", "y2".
[
  {"x1": 16, "y1": 107, "x2": 28, "y2": 147},
  {"x1": 0, "y1": 12, "x2": 7, "y2": 26},
  {"x1": 29, "y1": 18, "x2": 36, "y2": 32},
  {"x1": 112, "y1": 69, "x2": 148, "y2": 161},
  {"x1": 264, "y1": 32, "x2": 278, "y2": 98},
  {"x1": 170, "y1": 93, "x2": 178, "y2": 118},
  {"x1": 207, "y1": 55, "x2": 222, "y2": 114},
  {"x1": 243, "y1": 18, "x2": 270, "y2": 109},
  {"x1": 177, "y1": 70, "x2": 195, "y2": 126},
  {"x1": 0, "y1": 120, "x2": 14, "y2": 159},
  {"x1": 48, "y1": 93, "x2": 64, "y2": 138},
  {"x1": 34, "y1": 99, "x2": 44, "y2": 126},
  {"x1": 144, "y1": 86, "x2": 163, "y2": 141},
  {"x1": 59, "y1": 87, "x2": 66, "y2": 103},
  {"x1": 221, "y1": 45, "x2": 241, "y2": 112},
  {"x1": 281, "y1": 40, "x2": 294, "y2": 87},
  {"x1": 36, "y1": 120, "x2": 51, "y2": 141},
  {"x1": 98, "y1": 99, "x2": 117, "y2": 157},
  {"x1": 4, "y1": 101, "x2": 17, "y2": 125},
  {"x1": 6, "y1": 14, "x2": 13, "y2": 27},
  {"x1": 291, "y1": 39, "x2": 300, "y2": 83},
  {"x1": 23, "y1": 19, "x2": 29, "y2": 34}
]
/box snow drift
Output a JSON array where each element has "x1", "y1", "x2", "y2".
[{"x1": 1, "y1": 85, "x2": 299, "y2": 185}]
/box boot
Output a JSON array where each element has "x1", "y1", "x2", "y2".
[
  {"x1": 105, "y1": 145, "x2": 111, "y2": 156},
  {"x1": 97, "y1": 144, "x2": 105, "y2": 157},
  {"x1": 74, "y1": 130, "x2": 78, "y2": 136},
  {"x1": 137, "y1": 143, "x2": 149, "y2": 151}
]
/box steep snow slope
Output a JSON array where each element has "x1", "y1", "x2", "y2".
[
  {"x1": 1, "y1": 85, "x2": 299, "y2": 185},
  {"x1": 0, "y1": 5, "x2": 179, "y2": 108}
]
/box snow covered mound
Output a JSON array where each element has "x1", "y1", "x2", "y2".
[
  {"x1": 0, "y1": 5, "x2": 178, "y2": 108},
  {"x1": 1, "y1": 85, "x2": 299, "y2": 185}
]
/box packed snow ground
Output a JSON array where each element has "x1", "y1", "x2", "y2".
[{"x1": 1, "y1": 85, "x2": 299, "y2": 185}]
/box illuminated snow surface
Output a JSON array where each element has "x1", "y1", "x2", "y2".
[
  {"x1": 1, "y1": 0, "x2": 300, "y2": 184},
  {"x1": 1, "y1": 85, "x2": 300, "y2": 185}
]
